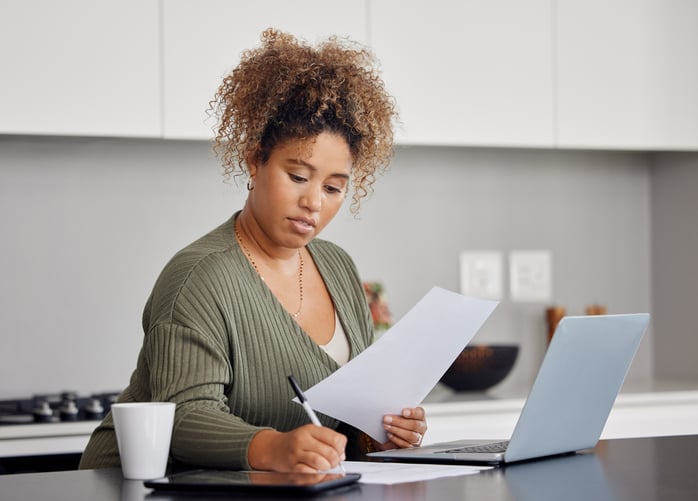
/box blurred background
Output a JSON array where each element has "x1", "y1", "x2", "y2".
[{"x1": 1, "y1": 0, "x2": 696, "y2": 399}]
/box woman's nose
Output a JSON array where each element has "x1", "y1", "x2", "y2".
[{"x1": 300, "y1": 184, "x2": 322, "y2": 211}]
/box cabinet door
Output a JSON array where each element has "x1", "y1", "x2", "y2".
[
  {"x1": 369, "y1": 0, "x2": 554, "y2": 147},
  {"x1": 0, "y1": 0, "x2": 160, "y2": 137},
  {"x1": 556, "y1": 0, "x2": 698, "y2": 150},
  {"x1": 162, "y1": 0, "x2": 368, "y2": 140}
]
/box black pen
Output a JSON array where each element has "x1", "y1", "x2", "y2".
[
  {"x1": 288, "y1": 375, "x2": 323, "y2": 426},
  {"x1": 288, "y1": 375, "x2": 346, "y2": 473}
]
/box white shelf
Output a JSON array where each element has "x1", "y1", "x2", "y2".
[
  {"x1": 0, "y1": 421, "x2": 98, "y2": 441},
  {"x1": 0, "y1": 421, "x2": 98, "y2": 458},
  {"x1": 0, "y1": 436, "x2": 91, "y2": 457}
]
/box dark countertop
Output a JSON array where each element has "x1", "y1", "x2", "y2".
[{"x1": 1, "y1": 435, "x2": 697, "y2": 500}]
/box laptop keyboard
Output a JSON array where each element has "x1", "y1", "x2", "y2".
[{"x1": 442, "y1": 440, "x2": 510, "y2": 454}]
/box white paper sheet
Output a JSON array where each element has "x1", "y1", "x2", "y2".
[
  {"x1": 303, "y1": 286, "x2": 498, "y2": 442},
  {"x1": 343, "y1": 460, "x2": 491, "y2": 485}
]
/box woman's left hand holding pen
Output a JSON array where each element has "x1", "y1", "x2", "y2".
[{"x1": 247, "y1": 426, "x2": 347, "y2": 473}]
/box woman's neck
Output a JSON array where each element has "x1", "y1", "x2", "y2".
[{"x1": 235, "y1": 209, "x2": 300, "y2": 272}]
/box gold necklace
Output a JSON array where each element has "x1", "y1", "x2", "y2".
[{"x1": 234, "y1": 222, "x2": 304, "y2": 319}]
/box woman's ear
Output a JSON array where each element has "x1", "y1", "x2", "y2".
[
  {"x1": 246, "y1": 147, "x2": 262, "y2": 179},
  {"x1": 248, "y1": 162, "x2": 258, "y2": 179},
  {"x1": 246, "y1": 162, "x2": 258, "y2": 191}
]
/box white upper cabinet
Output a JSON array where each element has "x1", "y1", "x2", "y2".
[
  {"x1": 162, "y1": 0, "x2": 368, "y2": 140},
  {"x1": 556, "y1": 0, "x2": 698, "y2": 150},
  {"x1": 369, "y1": 0, "x2": 555, "y2": 147},
  {"x1": 0, "y1": 0, "x2": 160, "y2": 137},
  {"x1": 2, "y1": 1, "x2": 695, "y2": 150}
]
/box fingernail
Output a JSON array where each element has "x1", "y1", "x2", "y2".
[
  {"x1": 384, "y1": 415, "x2": 393, "y2": 424},
  {"x1": 402, "y1": 409, "x2": 411, "y2": 417}
]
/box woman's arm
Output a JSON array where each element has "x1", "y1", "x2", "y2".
[{"x1": 143, "y1": 322, "x2": 265, "y2": 469}]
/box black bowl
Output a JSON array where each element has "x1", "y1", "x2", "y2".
[{"x1": 439, "y1": 344, "x2": 519, "y2": 392}]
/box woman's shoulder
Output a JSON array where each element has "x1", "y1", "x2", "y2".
[
  {"x1": 148, "y1": 217, "x2": 239, "y2": 306},
  {"x1": 174, "y1": 217, "x2": 237, "y2": 261}
]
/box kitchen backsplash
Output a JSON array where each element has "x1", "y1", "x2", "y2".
[{"x1": 0, "y1": 136, "x2": 655, "y2": 398}]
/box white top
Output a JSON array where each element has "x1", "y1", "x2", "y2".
[{"x1": 320, "y1": 312, "x2": 351, "y2": 366}]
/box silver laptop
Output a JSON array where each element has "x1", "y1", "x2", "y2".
[{"x1": 369, "y1": 313, "x2": 649, "y2": 465}]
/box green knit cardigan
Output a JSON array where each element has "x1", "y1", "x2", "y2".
[{"x1": 79, "y1": 214, "x2": 373, "y2": 470}]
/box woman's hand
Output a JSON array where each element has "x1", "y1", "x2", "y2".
[
  {"x1": 248, "y1": 425, "x2": 346, "y2": 472},
  {"x1": 375, "y1": 406, "x2": 428, "y2": 450}
]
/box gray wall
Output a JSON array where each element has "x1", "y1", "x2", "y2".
[
  {"x1": 0, "y1": 136, "x2": 653, "y2": 398},
  {"x1": 651, "y1": 153, "x2": 698, "y2": 380}
]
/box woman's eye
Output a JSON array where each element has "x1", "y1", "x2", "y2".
[
  {"x1": 325, "y1": 185, "x2": 344, "y2": 195},
  {"x1": 290, "y1": 174, "x2": 307, "y2": 183}
]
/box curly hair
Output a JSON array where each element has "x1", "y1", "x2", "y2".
[{"x1": 210, "y1": 28, "x2": 397, "y2": 212}]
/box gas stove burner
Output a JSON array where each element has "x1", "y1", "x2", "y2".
[
  {"x1": 0, "y1": 391, "x2": 120, "y2": 425},
  {"x1": 33, "y1": 399, "x2": 54, "y2": 423},
  {"x1": 83, "y1": 397, "x2": 105, "y2": 420}
]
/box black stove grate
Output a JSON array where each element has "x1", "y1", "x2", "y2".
[{"x1": 0, "y1": 391, "x2": 120, "y2": 425}]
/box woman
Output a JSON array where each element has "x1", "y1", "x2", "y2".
[{"x1": 79, "y1": 29, "x2": 426, "y2": 473}]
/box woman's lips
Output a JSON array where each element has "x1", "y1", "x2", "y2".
[{"x1": 288, "y1": 217, "x2": 316, "y2": 234}]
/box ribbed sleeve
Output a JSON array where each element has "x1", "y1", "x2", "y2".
[{"x1": 79, "y1": 214, "x2": 373, "y2": 471}]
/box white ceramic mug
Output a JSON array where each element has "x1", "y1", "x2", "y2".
[{"x1": 112, "y1": 402, "x2": 175, "y2": 480}]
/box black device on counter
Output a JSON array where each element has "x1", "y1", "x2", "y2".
[{"x1": 144, "y1": 469, "x2": 361, "y2": 494}]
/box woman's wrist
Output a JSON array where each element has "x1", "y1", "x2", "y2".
[{"x1": 247, "y1": 429, "x2": 282, "y2": 470}]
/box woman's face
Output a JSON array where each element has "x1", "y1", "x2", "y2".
[{"x1": 247, "y1": 131, "x2": 352, "y2": 249}]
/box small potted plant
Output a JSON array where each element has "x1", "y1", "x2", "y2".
[{"x1": 363, "y1": 282, "x2": 392, "y2": 340}]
